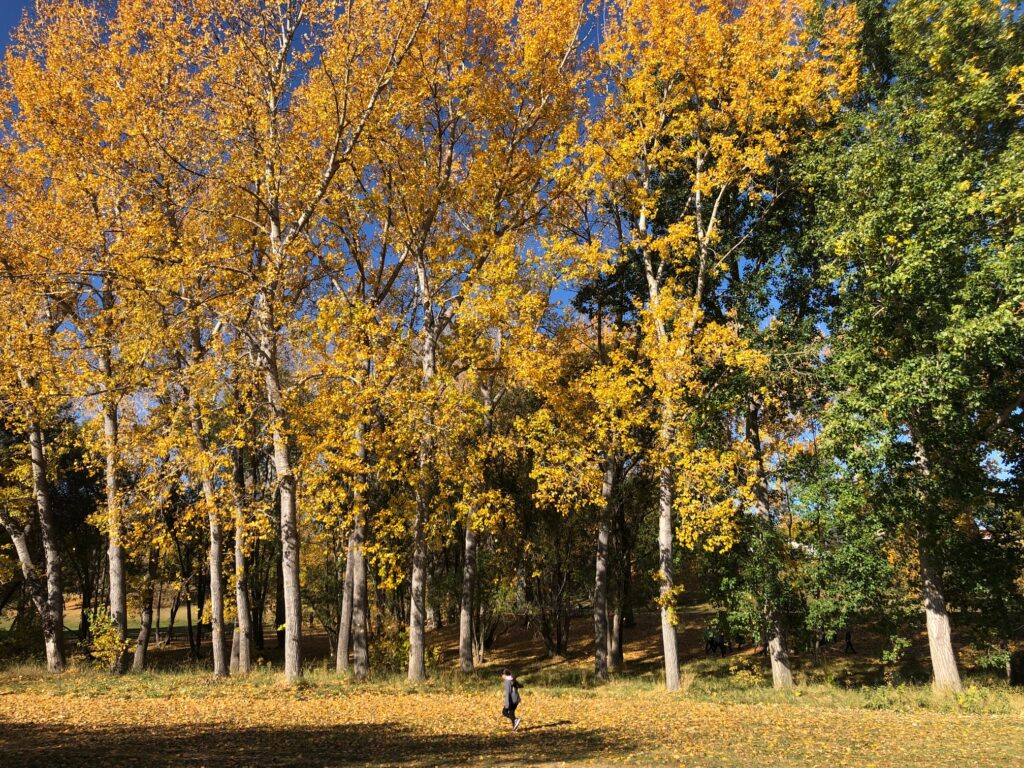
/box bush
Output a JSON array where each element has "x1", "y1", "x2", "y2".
[{"x1": 84, "y1": 608, "x2": 132, "y2": 670}]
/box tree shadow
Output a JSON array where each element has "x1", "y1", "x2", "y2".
[
  {"x1": 517, "y1": 719, "x2": 572, "y2": 732},
  {"x1": 1, "y1": 718, "x2": 625, "y2": 767}
]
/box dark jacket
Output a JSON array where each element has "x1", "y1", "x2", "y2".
[{"x1": 503, "y1": 677, "x2": 522, "y2": 709}]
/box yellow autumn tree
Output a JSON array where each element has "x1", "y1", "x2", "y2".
[
  {"x1": 525, "y1": 312, "x2": 652, "y2": 679},
  {"x1": 350, "y1": 0, "x2": 587, "y2": 682},
  {"x1": 159, "y1": 0, "x2": 432, "y2": 683},
  {"x1": 3, "y1": 1, "x2": 160, "y2": 672},
  {"x1": 587, "y1": 0, "x2": 860, "y2": 690},
  {"x1": 0, "y1": 139, "x2": 74, "y2": 672}
]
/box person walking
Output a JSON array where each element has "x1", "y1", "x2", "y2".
[{"x1": 501, "y1": 668, "x2": 523, "y2": 731}]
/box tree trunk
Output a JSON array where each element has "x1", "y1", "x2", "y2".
[
  {"x1": 154, "y1": 584, "x2": 162, "y2": 645},
  {"x1": 427, "y1": 579, "x2": 441, "y2": 631},
  {"x1": 919, "y1": 541, "x2": 962, "y2": 692},
  {"x1": 186, "y1": 332, "x2": 228, "y2": 677},
  {"x1": 558, "y1": 602, "x2": 570, "y2": 657},
  {"x1": 767, "y1": 614, "x2": 794, "y2": 690},
  {"x1": 164, "y1": 588, "x2": 181, "y2": 645},
  {"x1": 256, "y1": 307, "x2": 302, "y2": 681},
  {"x1": 337, "y1": 529, "x2": 355, "y2": 673},
  {"x1": 0, "y1": 522, "x2": 63, "y2": 673},
  {"x1": 233, "y1": 448, "x2": 253, "y2": 674},
  {"x1": 185, "y1": 590, "x2": 195, "y2": 658},
  {"x1": 203, "y1": 476, "x2": 228, "y2": 676},
  {"x1": 275, "y1": 552, "x2": 286, "y2": 649},
  {"x1": 195, "y1": 567, "x2": 207, "y2": 650},
  {"x1": 594, "y1": 457, "x2": 615, "y2": 681},
  {"x1": 642, "y1": 228, "x2": 680, "y2": 692},
  {"x1": 79, "y1": 574, "x2": 93, "y2": 644},
  {"x1": 28, "y1": 420, "x2": 65, "y2": 672},
  {"x1": 133, "y1": 550, "x2": 158, "y2": 672},
  {"x1": 657, "y1": 462, "x2": 680, "y2": 691},
  {"x1": 610, "y1": 604, "x2": 623, "y2": 669},
  {"x1": 408, "y1": 493, "x2": 428, "y2": 682},
  {"x1": 351, "y1": 515, "x2": 370, "y2": 681},
  {"x1": 459, "y1": 521, "x2": 476, "y2": 673},
  {"x1": 408, "y1": 258, "x2": 438, "y2": 684},
  {"x1": 268, "y1": 383, "x2": 302, "y2": 682},
  {"x1": 230, "y1": 626, "x2": 240, "y2": 673},
  {"x1": 192, "y1": 447, "x2": 226, "y2": 673},
  {"x1": 911, "y1": 438, "x2": 962, "y2": 692},
  {"x1": 101, "y1": 393, "x2": 128, "y2": 674},
  {"x1": 745, "y1": 405, "x2": 794, "y2": 691}
]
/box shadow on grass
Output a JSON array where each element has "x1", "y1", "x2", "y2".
[
  {"x1": 517, "y1": 719, "x2": 572, "y2": 732},
  {"x1": 1, "y1": 718, "x2": 625, "y2": 767}
]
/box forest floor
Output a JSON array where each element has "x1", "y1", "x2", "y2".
[{"x1": 2, "y1": 607, "x2": 1024, "y2": 766}]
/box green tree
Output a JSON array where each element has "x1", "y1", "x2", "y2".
[{"x1": 811, "y1": 0, "x2": 1024, "y2": 691}]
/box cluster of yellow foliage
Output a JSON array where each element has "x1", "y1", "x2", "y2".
[{"x1": 0, "y1": 0, "x2": 859, "y2": 682}]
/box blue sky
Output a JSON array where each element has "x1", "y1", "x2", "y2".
[{"x1": 0, "y1": 3, "x2": 29, "y2": 54}]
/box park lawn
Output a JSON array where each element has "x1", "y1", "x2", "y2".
[{"x1": 1, "y1": 668, "x2": 1023, "y2": 767}]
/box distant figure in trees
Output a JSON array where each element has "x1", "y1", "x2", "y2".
[
  {"x1": 704, "y1": 624, "x2": 734, "y2": 657},
  {"x1": 501, "y1": 669, "x2": 523, "y2": 731},
  {"x1": 716, "y1": 632, "x2": 730, "y2": 658},
  {"x1": 844, "y1": 631, "x2": 856, "y2": 655}
]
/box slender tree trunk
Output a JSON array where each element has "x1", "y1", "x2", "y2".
[
  {"x1": 594, "y1": 457, "x2": 615, "y2": 681},
  {"x1": 230, "y1": 626, "x2": 240, "y2": 673},
  {"x1": 351, "y1": 515, "x2": 370, "y2": 681},
  {"x1": 337, "y1": 530, "x2": 355, "y2": 673},
  {"x1": 459, "y1": 521, "x2": 477, "y2": 673},
  {"x1": 185, "y1": 330, "x2": 228, "y2": 676},
  {"x1": 746, "y1": 405, "x2": 794, "y2": 690},
  {"x1": 408, "y1": 492, "x2": 428, "y2": 682},
  {"x1": 266, "y1": 365, "x2": 302, "y2": 682},
  {"x1": 133, "y1": 550, "x2": 158, "y2": 672},
  {"x1": 610, "y1": 604, "x2": 623, "y2": 669},
  {"x1": 201, "y1": 476, "x2": 227, "y2": 676},
  {"x1": 473, "y1": 599, "x2": 485, "y2": 665},
  {"x1": 101, "y1": 390, "x2": 128, "y2": 674},
  {"x1": 195, "y1": 567, "x2": 207, "y2": 650},
  {"x1": 28, "y1": 420, "x2": 65, "y2": 672},
  {"x1": 427, "y1": 575, "x2": 441, "y2": 630},
  {"x1": 642, "y1": 220, "x2": 680, "y2": 692},
  {"x1": 253, "y1": 296, "x2": 303, "y2": 680},
  {"x1": 154, "y1": 584, "x2": 163, "y2": 645},
  {"x1": 185, "y1": 590, "x2": 195, "y2": 658},
  {"x1": 233, "y1": 448, "x2": 253, "y2": 674},
  {"x1": 164, "y1": 588, "x2": 181, "y2": 645},
  {"x1": 408, "y1": 259, "x2": 439, "y2": 684},
  {"x1": 657, "y1": 461, "x2": 680, "y2": 691},
  {"x1": 408, "y1": 390, "x2": 432, "y2": 682},
  {"x1": 606, "y1": 605, "x2": 614, "y2": 662},
  {"x1": 275, "y1": 552, "x2": 286, "y2": 649},
  {"x1": 79, "y1": 574, "x2": 93, "y2": 644},
  {"x1": 919, "y1": 542, "x2": 962, "y2": 692}
]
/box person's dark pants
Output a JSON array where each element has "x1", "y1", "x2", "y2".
[{"x1": 502, "y1": 704, "x2": 518, "y2": 724}]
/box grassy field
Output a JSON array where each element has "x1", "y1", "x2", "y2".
[
  {"x1": 2, "y1": 606, "x2": 1023, "y2": 766},
  {"x1": 2, "y1": 664, "x2": 1024, "y2": 767}
]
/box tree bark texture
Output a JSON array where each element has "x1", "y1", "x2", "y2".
[
  {"x1": 459, "y1": 521, "x2": 477, "y2": 672},
  {"x1": 337, "y1": 529, "x2": 355, "y2": 673}
]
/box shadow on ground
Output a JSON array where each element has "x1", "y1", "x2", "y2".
[{"x1": 0, "y1": 718, "x2": 627, "y2": 767}]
